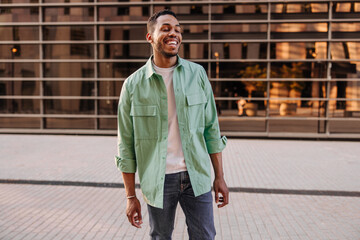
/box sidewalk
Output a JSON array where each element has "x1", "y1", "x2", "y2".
[{"x1": 0, "y1": 134, "x2": 359, "y2": 239}]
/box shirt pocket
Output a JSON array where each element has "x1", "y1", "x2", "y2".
[
  {"x1": 130, "y1": 105, "x2": 158, "y2": 140},
  {"x1": 186, "y1": 92, "x2": 207, "y2": 129}
]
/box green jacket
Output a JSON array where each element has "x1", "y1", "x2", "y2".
[{"x1": 115, "y1": 56, "x2": 227, "y2": 208}]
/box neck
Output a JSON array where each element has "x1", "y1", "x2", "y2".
[{"x1": 153, "y1": 52, "x2": 177, "y2": 68}]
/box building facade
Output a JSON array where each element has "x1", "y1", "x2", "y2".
[{"x1": 0, "y1": 0, "x2": 359, "y2": 138}]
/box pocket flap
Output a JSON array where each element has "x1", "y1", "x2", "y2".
[
  {"x1": 130, "y1": 105, "x2": 157, "y2": 116},
  {"x1": 186, "y1": 92, "x2": 207, "y2": 106}
]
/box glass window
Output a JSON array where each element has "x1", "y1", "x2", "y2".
[
  {"x1": 0, "y1": 117, "x2": 40, "y2": 128},
  {"x1": 269, "y1": 119, "x2": 325, "y2": 133},
  {"x1": 98, "y1": 100, "x2": 117, "y2": 115},
  {"x1": 269, "y1": 100, "x2": 326, "y2": 117},
  {"x1": 333, "y1": 2, "x2": 360, "y2": 19},
  {"x1": 270, "y1": 62, "x2": 327, "y2": 79},
  {"x1": 44, "y1": 44, "x2": 94, "y2": 59},
  {"x1": 98, "y1": 6, "x2": 149, "y2": 21},
  {"x1": 44, "y1": 81, "x2": 94, "y2": 96},
  {"x1": 332, "y1": 23, "x2": 360, "y2": 39},
  {"x1": 181, "y1": 24, "x2": 208, "y2": 40},
  {"x1": 216, "y1": 99, "x2": 266, "y2": 118},
  {"x1": 212, "y1": 43, "x2": 267, "y2": 60},
  {"x1": 212, "y1": 4, "x2": 267, "y2": 20},
  {"x1": 329, "y1": 120, "x2": 360, "y2": 133},
  {"x1": 329, "y1": 81, "x2": 360, "y2": 100},
  {"x1": 179, "y1": 43, "x2": 208, "y2": 59},
  {"x1": 153, "y1": 5, "x2": 208, "y2": 21},
  {"x1": 43, "y1": 26, "x2": 94, "y2": 41},
  {"x1": 44, "y1": 99, "x2": 94, "y2": 114},
  {"x1": 2, "y1": 0, "x2": 39, "y2": 2},
  {"x1": 98, "y1": 118, "x2": 116, "y2": 130},
  {"x1": 328, "y1": 100, "x2": 360, "y2": 118},
  {"x1": 98, "y1": 43, "x2": 150, "y2": 59},
  {"x1": 98, "y1": 25, "x2": 146, "y2": 41},
  {"x1": 0, "y1": 99, "x2": 40, "y2": 114},
  {"x1": 211, "y1": 62, "x2": 267, "y2": 79},
  {"x1": 331, "y1": 61, "x2": 360, "y2": 79},
  {"x1": 212, "y1": 24, "x2": 267, "y2": 40},
  {"x1": 98, "y1": 81, "x2": 123, "y2": 97},
  {"x1": 0, "y1": 44, "x2": 39, "y2": 59},
  {"x1": 44, "y1": 0, "x2": 92, "y2": 2},
  {"x1": 270, "y1": 81, "x2": 327, "y2": 99},
  {"x1": 271, "y1": 23, "x2": 327, "y2": 39},
  {"x1": 0, "y1": 63, "x2": 39, "y2": 78},
  {"x1": 331, "y1": 42, "x2": 360, "y2": 60},
  {"x1": 219, "y1": 118, "x2": 266, "y2": 132},
  {"x1": 0, "y1": 26, "x2": 39, "y2": 41},
  {"x1": 44, "y1": 7, "x2": 94, "y2": 22},
  {"x1": 270, "y1": 42, "x2": 327, "y2": 60},
  {"x1": 0, "y1": 7, "x2": 38, "y2": 22},
  {"x1": 211, "y1": 81, "x2": 266, "y2": 99},
  {"x1": 98, "y1": 62, "x2": 145, "y2": 78},
  {"x1": 45, "y1": 118, "x2": 94, "y2": 129},
  {"x1": 0, "y1": 81, "x2": 39, "y2": 95},
  {"x1": 271, "y1": 3, "x2": 328, "y2": 19},
  {"x1": 44, "y1": 62, "x2": 94, "y2": 78}
]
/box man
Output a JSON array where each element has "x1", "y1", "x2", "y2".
[{"x1": 115, "y1": 9, "x2": 229, "y2": 239}]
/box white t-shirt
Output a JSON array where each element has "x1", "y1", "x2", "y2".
[{"x1": 152, "y1": 62, "x2": 187, "y2": 174}]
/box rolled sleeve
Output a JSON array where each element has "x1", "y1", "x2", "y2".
[
  {"x1": 115, "y1": 155, "x2": 136, "y2": 173},
  {"x1": 205, "y1": 135, "x2": 227, "y2": 154}
]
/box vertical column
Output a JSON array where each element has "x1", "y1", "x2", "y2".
[
  {"x1": 94, "y1": 0, "x2": 99, "y2": 130},
  {"x1": 208, "y1": 2, "x2": 212, "y2": 78},
  {"x1": 39, "y1": 0, "x2": 44, "y2": 130},
  {"x1": 265, "y1": 1, "x2": 271, "y2": 134},
  {"x1": 325, "y1": 1, "x2": 332, "y2": 135}
]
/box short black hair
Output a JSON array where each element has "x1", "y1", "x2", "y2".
[{"x1": 147, "y1": 9, "x2": 178, "y2": 33}]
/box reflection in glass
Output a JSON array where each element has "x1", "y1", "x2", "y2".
[
  {"x1": 270, "y1": 81, "x2": 327, "y2": 99},
  {"x1": 269, "y1": 119, "x2": 325, "y2": 133},
  {"x1": 212, "y1": 4, "x2": 267, "y2": 20},
  {"x1": 330, "y1": 81, "x2": 360, "y2": 100},
  {"x1": 212, "y1": 24, "x2": 267, "y2": 39},
  {"x1": 182, "y1": 24, "x2": 208, "y2": 40},
  {"x1": 0, "y1": 44, "x2": 39, "y2": 59},
  {"x1": 0, "y1": 7, "x2": 38, "y2": 22},
  {"x1": 0, "y1": 26, "x2": 39, "y2": 41},
  {"x1": 0, "y1": 117, "x2": 40, "y2": 128},
  {"x1": 3, "y1": 0, "x2": 39, "y2": 2},
  {"x1": 270, "y1": 42, "x2": 327, "y2": 59},
  {"x1": 0, "y1": 63, "x2": 39, "y2": 78},
  {"x1": 332, "y1": 23, "x2": 360, "y2": 39},
  {"x1": 45, "y1": 118, "x2": 94, "y2": 129},
  {"x1": 43, "y1": 26, "x2": 94, "y2": 41},
  {"x1": 98, "y1": 44, "x2": 149, "y2": 59},
  {"x1": 153, "y1": 5, "x2": 208, "y2": 21},
  {"x1": 271, "y1": 3, "x2": 328, "y2": 19},
  {"x1": 98, "y1": 6, "x2": 149, "y2": 21},
  {"x1": 99, "y1": 118, "x2": 116, "y2": 130},
  {"x1": 333, "y1": 2, "x2": 360, "y2": 19},
  {"x1": 99, "y1": 100, "x2": 117, "y2": 115},
  {"x1": 98, "y1": 25, "x2": 146, "y2": 41},
  {"x1": 179, "y1": 43, "x2": 208, "y2": 59},
  {"x1": 44, "y1": 44, "x2": 94, "y2": 59},
  {"x1": 44, "y1": 0, "x2": 90, "y2": 2},
  {"x1": 269, "y1": 100, "x2": 326, "y2": 117},
  {"x1": 44, "y1": 7, "x2": 94, "y2": 22},
  {"x1": 271, "y1": 62, "x2": 327, "y2": 79},
  {"x1": 212, "y1": 43, "x2": 267, "y2": 59},
  {"x1": 271, "y1": 23, "x2": 327, "y2": 39},
  {"x1": 0, "y1": 81, "x2": 39, "y2": 95},
  {"x1": 329, "y1": 120, "x2": 360, "y2": 133},
  {"x1": 211, "y1": 62, "x2": 267, "y2": 79},
  {"x1": 331, "y1": 42, "x2": 360, "y2": 60},
  {"x1": 329, "y1": 100, "x2": 360, "y2": 118},
  {"x1": 0, "y1": 99, "x2": 40, "y2": 114},
  {"x1": 219, "y1": 118, "x2": 266, "y2": 132},
  {"x1": 211, "y1": 81, "x2": 266, "y2": 99},
  {"x1": 44, "y1": 81, "x2": 94, "y2": 96},
  {"x1": 44, "y1": 99, "x2": 94, "y2": 114},
  {"x1": 216, "y1": 100, "x2": 266, "y2": 118},
  {"x1": 44, "y1": 62, "x2": 94, "y2": 78},
  {"x1": 98, "y1": 81, "x2": 123, "y2": 97},
  {"x1": 331, "y1": 62, "x2": 360, "y2": 78},
  {"x1": 98, "y1": 62, "x2": 145, "y2": 78}
]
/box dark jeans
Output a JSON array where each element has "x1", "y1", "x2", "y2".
[{"x1": 147, "y1": 171, "x2": 215, "y2": 240}]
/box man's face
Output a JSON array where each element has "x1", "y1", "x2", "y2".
[{"x1": 147, "y1": 14, "x2": 182, "y2": 58}]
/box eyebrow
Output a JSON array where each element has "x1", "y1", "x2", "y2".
[{"x1": 161, "y1": 23, "x2": 181, "y2": 27}]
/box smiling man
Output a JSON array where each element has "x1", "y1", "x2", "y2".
[{"x1": 115, "y1": 9, "x2": 228, "y2": 240}]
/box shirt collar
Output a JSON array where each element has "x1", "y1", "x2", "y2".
[{"x1": 145, "y1": 55, "x2": 183, "y2": 80}]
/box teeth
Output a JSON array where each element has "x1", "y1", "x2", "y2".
[{"x1": 167, "y1": 41, "x2": 177, "y2": 45}]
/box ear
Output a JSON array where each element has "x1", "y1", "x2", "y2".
[{"x1": 146, "y1": 33, "x2": 153, "y2": 43}]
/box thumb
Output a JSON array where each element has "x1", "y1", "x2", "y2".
[{"x1": 214, "y1": 189, "x2": 219, "y2": 203}]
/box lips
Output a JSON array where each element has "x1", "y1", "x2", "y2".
[{"x1": 165, "y1": 38, "x2": 179, "y2": 46}]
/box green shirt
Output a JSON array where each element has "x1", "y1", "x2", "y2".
[{"x1": 115, "y1": 56, "x2": 227, "y2": 208}]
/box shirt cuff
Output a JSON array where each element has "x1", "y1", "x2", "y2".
[
  {"x1": 114, "y1": 155, "x2": 136, "y2": 173},
  {"x1": 206, "y1": 136, "x2": 227, "y2": 154}
]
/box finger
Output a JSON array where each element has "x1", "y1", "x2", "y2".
[
  {"x1": 137, "y1": 208, "x2": 143, "y2": 224},
  {"x1": 214, "y1": 190, "x2": 219, "y2": 203},
  {"x1": 218, "y1": 191, "x2": 229, "y2": 208},
  {"x1": 131, "y1": 213, "x2": 142, "y2": 228}
]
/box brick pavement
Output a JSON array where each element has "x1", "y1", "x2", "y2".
[{"x1": 0, "y1": 134, "x2": 360, "y2": 240}]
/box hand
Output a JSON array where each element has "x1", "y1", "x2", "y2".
[
  {"x1": 213, "y1": 177, "x2": 229, "y2": 208},
  {"x1": 126, "y1": 197, "x2": 143, "y2": 228}
]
